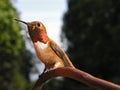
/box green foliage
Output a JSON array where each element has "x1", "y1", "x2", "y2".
[
  {"x1": 0, "y1": 0, "x2": 32, "y2": 90},
  {"x1": 60, "y1": 0, "x2": 120, "y2": 89},
  {"x1": 42, "y1": 78, "x2": 64, "y2": 90}
]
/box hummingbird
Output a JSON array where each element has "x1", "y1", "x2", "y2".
[{"x1": 15, "y1": 19, "x2": 75, "y2": 72}]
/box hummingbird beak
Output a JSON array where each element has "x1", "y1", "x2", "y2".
[{"x1": 14, "y1": 19, "x2": 28, "y2": 25}]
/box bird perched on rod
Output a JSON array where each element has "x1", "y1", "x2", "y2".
[{"x1": 15, "y1": 19, "x2": 75, "y2": 72}]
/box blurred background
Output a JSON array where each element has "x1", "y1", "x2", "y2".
[{"x1": 0, "y1": 0, "x2": 120, "y2": 90}]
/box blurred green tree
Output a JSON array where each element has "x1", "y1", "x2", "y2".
[
  {"x1": 60, "y1": 0, "x2": 120, "y2": 89},
  {"x1": 0, "y1": 0, "x2": 32, "y2": 90}
]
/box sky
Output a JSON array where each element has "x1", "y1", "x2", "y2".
[
  {"x1": 14, "y1": 0, "x2": 67, "y2": 45},
  {"x1": 13, "y1": 0, "x2": 68, "y2": 81}
]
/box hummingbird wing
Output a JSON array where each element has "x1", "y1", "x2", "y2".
[{"x1": 50, "y1": 40, "x2": 74, "y2": 68}]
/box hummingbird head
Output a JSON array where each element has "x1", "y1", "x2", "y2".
[{"x1": 15, "y1": 19, "x2": 48, "y2": 43}]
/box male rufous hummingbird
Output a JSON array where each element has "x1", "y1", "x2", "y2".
[{"x1": 15, "y1": 19, "x2": 75, "y2": 72}]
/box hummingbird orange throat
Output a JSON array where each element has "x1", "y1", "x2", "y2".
[
  {"x1": 30, "y1": 29, "x2": 48, "y2": 43},
  {"x1": 15, "y1": 19, "x2": 75, "y2": 72}
]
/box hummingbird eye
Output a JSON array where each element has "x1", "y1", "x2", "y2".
[{"x1": 37, "y1": 23, "x2": 40, "y2": 27}]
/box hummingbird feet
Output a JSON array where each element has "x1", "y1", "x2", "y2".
[{"x1": 42, "y1": 62, "x2": 64, "y2": 74}]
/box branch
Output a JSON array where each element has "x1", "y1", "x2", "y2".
[{"x1": 31, "y1": 67, "x2": 120, "y2": 90}]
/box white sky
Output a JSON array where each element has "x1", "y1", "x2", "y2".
[{"x1": 14, "y1": 0, "x2": 67, "y2": 45}]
